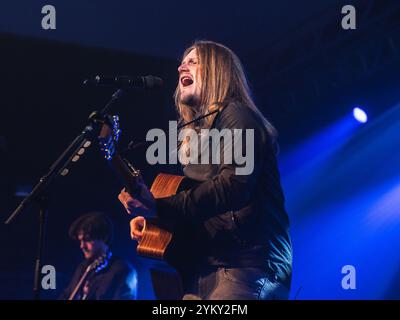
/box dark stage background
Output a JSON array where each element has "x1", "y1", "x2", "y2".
[{"x1": 1, "y1": 0, "x2": 400, "y2": 299}]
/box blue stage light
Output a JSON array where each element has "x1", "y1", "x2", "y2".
[{"x1": 353, "y1": 107, "x2": 368, "y2": 123}]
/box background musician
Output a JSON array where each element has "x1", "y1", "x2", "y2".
[{"x1": 59, "y1": 211, "x2": 138, "y2": 300}]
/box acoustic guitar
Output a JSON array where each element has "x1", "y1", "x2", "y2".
[{"x1": 97, "y1": 115, "x2": 194, "y2": 262}]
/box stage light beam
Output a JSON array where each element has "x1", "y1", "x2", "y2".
[{"x1": 353, "y1": 107, "x2": 368, "y2": 123}]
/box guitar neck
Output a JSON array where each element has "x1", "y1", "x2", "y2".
[
  {"x1": 108, "y1": 153, "x2": 140, "y2": 195},
  {"x1": 68, "y1": 268, "x2": 91, "y2": 300},
  {"x1": 98, "y1": 117, "x2": 142, "y2": 196}
]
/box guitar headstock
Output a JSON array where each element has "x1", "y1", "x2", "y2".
[
  {"x1": 97, "y1": 114, "x2": 143, "y2": 195},
  {"x1": 86, "y1": 251, "x2": 111, "y2": 273},
  {"x1": 98, "y1": 115, "x2": 121, "y2": 161}
]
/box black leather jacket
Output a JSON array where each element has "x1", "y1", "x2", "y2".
[{"x1": 156, "y1": 102, "x2": 292, "y2": 287}]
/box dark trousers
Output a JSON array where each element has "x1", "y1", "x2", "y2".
[{"x1": 181, "y1": 266, "x2": 290, "y2": 300}]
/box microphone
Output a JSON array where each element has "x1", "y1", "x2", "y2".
[{"x1": 83, "y1": 75, "x2": 163, "y2": 90}]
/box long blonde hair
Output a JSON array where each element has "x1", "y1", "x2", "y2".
[{"x1": 174, "y1": 40, "x2": 277, "y2": 141}]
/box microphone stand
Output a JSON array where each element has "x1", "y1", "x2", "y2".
[{"x1": 4, "y1": 89, "x2": 124, "y2": 300}]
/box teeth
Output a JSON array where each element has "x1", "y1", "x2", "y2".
[{"x1": 181, "y1": 76, "x2": 193, "y2": 86}]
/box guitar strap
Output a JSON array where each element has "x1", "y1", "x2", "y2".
[
  {"x1": 177, "y1": 103, "x2": 229, "y2": 130},
  {"x1": 124, "y1": 103, "x2": 229, "y2": 155}
]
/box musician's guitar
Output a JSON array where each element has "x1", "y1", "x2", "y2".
[
  {"x1": 68, "y1": 252, "x2": 111, "y2": 300},
  {"x1": 97, "y1": 115, "x2": 195, "y2": 262}
]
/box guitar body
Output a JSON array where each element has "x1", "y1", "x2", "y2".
[{"x1": 136, "y1": 173, "x2": 186, "y2": 260}]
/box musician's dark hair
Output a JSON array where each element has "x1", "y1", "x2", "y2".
[{"x1": 68, "y1": 211, "x2": 113, "y2": 245}]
